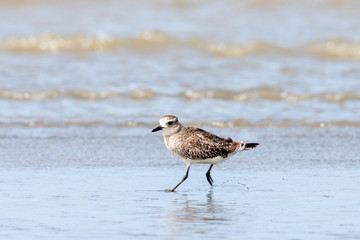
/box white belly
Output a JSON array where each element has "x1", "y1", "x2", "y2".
[{"x1": 184, "y1": 156, "x2": 226, "y2": 165}]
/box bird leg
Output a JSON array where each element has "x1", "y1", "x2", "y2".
[
  {"x1": 206, "y1": 164, "x2": 214, "y2": 186},
  {"x1": 169, "y1": 165, "x2": 191, "y2": 192}
]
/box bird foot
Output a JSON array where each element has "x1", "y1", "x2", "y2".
[{"x1": 206, "y1": 173, "x2": 214, "y2": 186}]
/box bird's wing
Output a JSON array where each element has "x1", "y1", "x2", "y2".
[{"x1": 177, "y1": 127, "x2": 238, "y2": 160}]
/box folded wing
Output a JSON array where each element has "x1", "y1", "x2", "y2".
[{"x1": 176, "y1": 127, "x2": 239, "y2": 160}]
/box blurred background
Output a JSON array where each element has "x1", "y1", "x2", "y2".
[
  {"x1": 0, "y1": 0, "x2": 359, "y2": 128},
  {"x1": 1, "y1": 1, "x2": 360, "y2": 239}
]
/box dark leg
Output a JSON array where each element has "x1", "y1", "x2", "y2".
[
  {"x1": 206, "y1": 164, "x2": 214, "y2": 186},
  {"x1": 169, "y1": 165, "x2": 191, "y2": 192}
]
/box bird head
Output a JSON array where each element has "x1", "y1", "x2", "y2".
[{"x1": 152, "y1": 115, "x2": 181, "y2": 136}]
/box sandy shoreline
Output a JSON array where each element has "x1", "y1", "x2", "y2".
[
  {"x1": 0, "y1": 126, "x2": 358, "y2": 169},
  {"x1": 0, "y1": 126, "x2": 359, "y2": 238},
  {"x1": 0, "y1": 165, "x2": 359, "y2": 239}
]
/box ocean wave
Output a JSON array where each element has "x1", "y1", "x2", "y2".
[
  {"x1": 0, "y1": 119, "x2": 359, "y2": 128},
  {"x1": 0, "y1": 90, "x2": 119, "y2": 100},
  {"x1": 1, "y1": 32, "x2": 360, "y2": 60},
  {"x1": 307, "y1": 40, "x2": 360, "y2": 61},
  {"x1": 181, "y1": 88, "x2": 360, "y2": 102},
  {"x1": 0, "y1": 32, "x2": 171, "y2": 53},
  {"x1": 190, "y1": 39, "x2": 287, "y2": 57},
  {"x1": 1, "y1": 88, "x2": 359, "y2": 102}
]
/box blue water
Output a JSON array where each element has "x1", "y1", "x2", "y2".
[
  {"x1": 1, "y1": 0, "x2": 360, "y2": 239},
  {"x1": 1, "y1": 166, "x2": 359, "y2": 239}
]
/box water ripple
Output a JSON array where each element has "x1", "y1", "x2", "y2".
[
  {"x1": 1, "y1": 88, "x2": 359, "y2": 102},
  {"x1": 1, "y1": 33, "x2": 360, "y2": 61}
]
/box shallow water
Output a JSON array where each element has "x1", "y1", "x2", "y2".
[
  {"x1": 1, "y1": 162, "x2": 360, "y2": 239},
  {"x1": 1, "y1": 0, "x2": 360, "y2": 239},
  {"x1": 1, "y1": 127, "x2": 360, "y2": 239}
]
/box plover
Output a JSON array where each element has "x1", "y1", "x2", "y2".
[{"x1": 152, "y1": 115, "x2": 258, "y2": 192}]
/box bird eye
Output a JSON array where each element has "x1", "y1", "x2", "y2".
[{"x1": 168, "y1": 121, "x2": 174, "y2": 126}]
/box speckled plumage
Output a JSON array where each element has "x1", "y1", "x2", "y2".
[
  {"x1": 170, "y1": 127, "x2": 240, "y2": 161},
  {"x1": 152, "y1": 115, "x2": 258, "y2": 191}
]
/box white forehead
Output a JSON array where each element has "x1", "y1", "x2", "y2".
[{"x1": 159, "y1": 116, "x2": 177, "y2": 126}]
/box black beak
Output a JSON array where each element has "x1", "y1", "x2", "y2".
[{"x1": 152, "y1": 126, "x2": 163, "y2": 132}]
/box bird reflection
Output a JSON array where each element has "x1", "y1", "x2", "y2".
[{"x1": 165, "y1": 189, "x2": 229, "y2": 232}]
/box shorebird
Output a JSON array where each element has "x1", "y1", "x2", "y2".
[{"x1": 152, "y1": 115, "x2": 258, "y2": 192}]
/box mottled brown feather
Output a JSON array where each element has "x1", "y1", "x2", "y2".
[{"x1": 172, "y1": 127, "x2": 239, "y2": 160}]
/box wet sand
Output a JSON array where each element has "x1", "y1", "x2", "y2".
[
  {"x1": 1, "y1": 166, "x2": 359, "y2": 239},
  {"x1": 0, "y1": 126, "x2": 359, "y2": 239}
]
